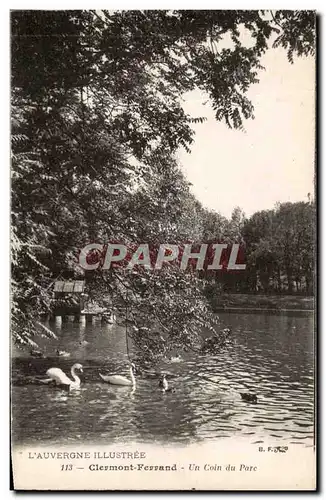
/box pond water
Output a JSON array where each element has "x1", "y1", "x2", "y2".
[{"x1": 11, "y1": 312, "x2": 315, "y2": 447}]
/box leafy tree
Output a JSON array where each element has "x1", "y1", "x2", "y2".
[
  {"x1": 272, "y1": 202, "x2": 315, "y2": 293},
  {"x1": 242, "y1": 209, "x2": 277, "y2": 292},
  {"x1": 241, "y1": 203, "x2": 315, "y2": 293},
  {"x1": 11, "y1": 10, "x2": 315, "y2": 357}
]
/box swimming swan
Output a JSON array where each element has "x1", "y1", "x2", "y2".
[
  {"x1": 45, "y1": 363, "x2": 83, "y2": 390},
  {"x1": 99, "y1": 362, "x2": 136, "y2": 387}
]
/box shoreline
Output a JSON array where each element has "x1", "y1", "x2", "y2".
[
  {"x1": 209, "y1": 293, "x2": 314, "y2": 315},
  {"x1": 214, "y1": 306, "x2": 314, "y2": 316}
]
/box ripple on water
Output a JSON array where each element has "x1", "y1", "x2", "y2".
[{"x1": 11, "y1": 313, "x2": 314, "y2": 446}]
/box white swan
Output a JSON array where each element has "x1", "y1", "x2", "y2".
[
  {"x1": 45, "y1": 363, "x2": 83, "y2": 390},
  {"x1": 99, "y1": 363, "x2": 136, "y2": 387}
]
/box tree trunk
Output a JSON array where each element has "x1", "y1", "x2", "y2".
[{"x1": 286, "y1": 269, "x2": 293, "y2": 293}]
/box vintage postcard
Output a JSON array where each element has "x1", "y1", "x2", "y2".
[{"x1": 11, "y1": 9, "x2": 316, "y2": 491}]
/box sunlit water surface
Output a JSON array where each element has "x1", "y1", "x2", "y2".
[{"x1": 12, "y1": 312, "x2": 314, "y2": 447}]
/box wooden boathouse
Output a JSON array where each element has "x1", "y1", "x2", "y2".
[{"x1": 52, "y1": 280, "x2": 115, "y2": 325}]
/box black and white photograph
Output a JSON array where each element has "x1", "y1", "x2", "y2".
[{"x1": 10, "y1": 9, "x2": 316, "y2": 490}]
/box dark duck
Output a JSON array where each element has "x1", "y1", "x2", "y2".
[
  {"x1": 159, "y1": 374, "x2": 176, "y2": 393},
  {"x1": 30, "y1": 349, "x2": 44, "y2": 358},
  {"x1": 240, "y1": 393, "x2": 258, "y2": 404}
]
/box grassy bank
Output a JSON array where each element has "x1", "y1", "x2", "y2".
[{"x1": 210, "y1": 293, "x2": 314, "y2": 312}]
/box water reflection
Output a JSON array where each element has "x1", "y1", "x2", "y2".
[{"x1": 12, "y1": 312, "x2": 314, "y2": 446}]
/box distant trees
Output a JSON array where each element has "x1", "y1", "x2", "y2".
[
  {"x1": 216, "y1": 201, "x2": 315, "y2": 294},
  {"x1": 271, "y1": 202, "x2": 315, "y2": 293}
]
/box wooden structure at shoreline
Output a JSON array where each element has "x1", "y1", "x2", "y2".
[
  {"x1": 44, "y1": 280, "x2": 116, "y2": 326},
  {"x1": 48, "y1": 312, "x2": 116, "y2": 326},
  {"x1": 53, "y1": 280, "x2": 85, "y2": 316}
]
